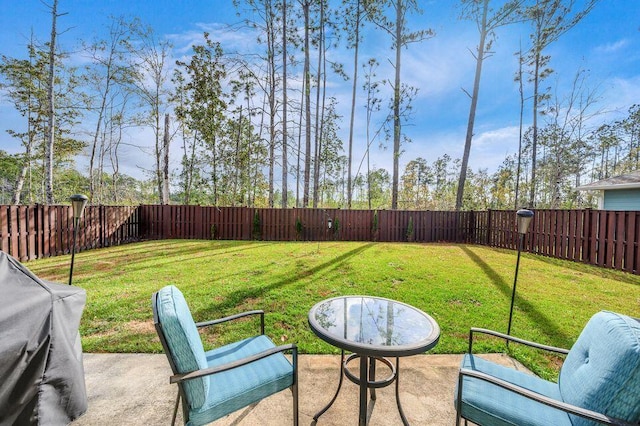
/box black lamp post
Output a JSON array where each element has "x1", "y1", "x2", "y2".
[
  {"x1": 507, "y1": 209, "x2": 534, "y2": 337},
  {"x1": 69, "y1": 194, "x2": 88, "y2": 286}
]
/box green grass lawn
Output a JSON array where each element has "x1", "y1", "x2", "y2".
[{"x1": 27, "y1": 240, "x2": 640, "y2": 379}]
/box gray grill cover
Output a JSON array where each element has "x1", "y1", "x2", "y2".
[{"x1": 0, "y1": 251, "x2": 87, "y2": 425}]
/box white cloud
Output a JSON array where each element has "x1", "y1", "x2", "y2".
[
  {"x1": 470, "y1": 126, "x2": 520, "y2": 171},
  {"x1": 397, "y1": 124, "x2": 520, "y2": 173},
  {"x1": 404, "y1": 29, "x2": 476, "y2": 99},
  {"x1": 167, "y1": 22, "x2": 262, "y2": 58},
  {"x1": 473, "y1": 126, "x2": 520, "y2": 151},
  {"x1": 594, "y1": 39, "x2": 629, "y2": 54},
  {"x1": 599, "y1": 75, "x2": 640, "y2": 117}
]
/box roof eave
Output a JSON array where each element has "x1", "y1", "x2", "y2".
[{"x1": 576, "y1": 183, "x2": 640, "y2": 191}]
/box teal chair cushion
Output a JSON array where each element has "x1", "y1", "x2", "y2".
[
  {"x1": 457, "y1": 354, "x2": 572, "y2": 426},
  {"x1": 559, "y1": 311, "x2": 640, "y2": 426},
  {"x1": 156, "y1": 285, "x2": 209, "y2": 409},
  {"x1": 188, "y1": 334, "x2": 294, "y2": 426}
]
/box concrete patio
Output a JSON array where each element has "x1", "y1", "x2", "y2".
[{"x1": 72, "y1": 353, "x2": 528, "y2": 425}]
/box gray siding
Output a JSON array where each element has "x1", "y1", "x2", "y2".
[{"x1": 603, "y1": 188, "x2": 640, "y2": 210}]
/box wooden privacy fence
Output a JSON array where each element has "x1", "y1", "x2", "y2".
[
  {"x1": 138, "y1": 205, "x2": 640, "y2": 274},
  {"x1": 138, "y1": 205, "x2": 477, "y2": 243},
  {"x1": 485, "y1": 209, "x2": 640, "y2": 274},
  {"x1": 0, "y1": 204, "x2": 139, "y2": 261},
  {"x1": 1, "y1": 204, "x2": 639, "y2": 275}
]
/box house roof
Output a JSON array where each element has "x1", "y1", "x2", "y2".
[{"x1": 576, "y1": 171, "x2": 640, "y2": 191}]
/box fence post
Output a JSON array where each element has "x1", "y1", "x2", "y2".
[
  {"x1": 582, "y1": 208, "x2": 590, "y2": 263},
  {"x1": 468, "y1": 210, "x2": 475, "y2": 243},
  {"x1": 34, "y1": 204, "x2": 41, "y2": 259},
  {"x1": 486, "y1": 209, "x2": 492, "y2": 246}
]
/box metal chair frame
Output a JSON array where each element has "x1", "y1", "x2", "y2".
[
  {"x1": 455, "y1": 327, "x2": 637, "y2": 426},
  {"x1": 152, "y1": 292, "x2": 299, "y2": 425}
]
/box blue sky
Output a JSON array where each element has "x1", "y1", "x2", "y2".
[{"x1": 1, "y1": 0, "x2": 639, "y2": 183}]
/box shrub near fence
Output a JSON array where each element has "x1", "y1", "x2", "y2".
[{"x1": 1, "y1": 204, "x2": 639, "y2": 275}]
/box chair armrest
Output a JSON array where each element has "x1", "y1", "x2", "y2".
[
  {"x1": 196, "y1": 310, "x2": 265, "y2": 335},
  {"x1": 170, "y1": 343, "x2": 297, "y2": 384},
  {"x1": 458, "y1": 368, "x2": 635, "y2": 426},
  {"x1": 469, "y1": 328, "x2": 570, "y2": 355}
]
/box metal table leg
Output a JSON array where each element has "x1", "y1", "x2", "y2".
[
  {"x1": 313, "y1": 350, "x2": 346, "y2": 422},
  {"x1": 343, "y1": 354, "x2": 397, "y2": 425},
  {"x1": 359, "y1": 354, "x2": 369, "y2": 426},
  {"x1": 369, "y1": 356, "x2": 377, "y2": 401},
  {"x1": 316, "y1": 353, "x2": 404, "y2": 425},
  {"x1": 395, "y1": 357, "x2": 409, "y2": 426}
]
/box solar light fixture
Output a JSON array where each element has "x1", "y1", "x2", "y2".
[
  {"x1": 327, "y1": 218, "x2": 332, "y2": 229},
  {"x1": 517, "y1": 208, "x2": 534, "y2": 235},
  {"x1": 507, "y1": 209, "x2": 533, "y2": 338},
  {"x1": 69, "y1": 194, "x2": 88, "y2": 286}
]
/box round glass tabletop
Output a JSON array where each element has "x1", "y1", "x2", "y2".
[{"x1": 308, "y1": 295, "x2": 440, "y2": 357}]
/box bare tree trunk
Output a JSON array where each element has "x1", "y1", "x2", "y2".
[
  {"x1": 455, "y1": 0, "x2": 488, "y2": 211},
  {"x1": 155, "y1": 104, "x2": 163, "y2": 203},
  {"x1": 178, "y1": 108, "x2": 192, "y2": 204},
  {"x1": 266, "y1": 3, "x2": 276, "y2": 208},
  {"x1": 346, "y1": 0, "x2": 361, "y2": 209},
  {"x1": 89, "y1": 77, "x2": 110, "y2": 202},
  {"x1": 312, "y1": 1, "x2": 325, "y2": 208},
  {"x1": 367, "y1": 152, "x2": 371, "y2": 209},
  {"x1": 12, "y1": 153, "x2": 30, "y2": 205},
  {"x1": 98, "y1": 126, "x2": 106, "y2": 203},
  {"x1": 515, "y1": 46, "x2": 524, "y2": 209},
  {"x1": 281, "y1": 0, "x2": 289, "y2": 208},
  {"x1": 186, "y1": 133, "x2": 198, "y2": 204},
  {"x1": 296, "y1": 79, "x2": 304, "y2": 207},
  {"x1": 529, "y1": 51, "x2": 540, "y2": 208},
  {"x1": 45, "y1": 0, "x2": 59, "y2": 204},
  {"x1": 12, "y1": 111, "x2": 34, "y2": 205},
  {"x1": 302, "y1": 0, "x2": 311, "y2": 207},
  {"x1": 364, "y1": 60, "x2": 377, "y2": 210},
  {"x1": 162, "y1": 113, "x2": 170, "y2": 204},
  {"x1": 318, "y1": 41, "x2": 328, "y2": 205},
  {"x1": 244, "y1": 92, "x2": 253, "y2": 207},
  {"x1": 234, "y1": 107, "x2": 242, "y2": 205},
  {"x1": 268, "y1": 60, "x2": 276, "y2": 207},
  {"x1": 212, "y1": 135, "x2": 219, "y2": 205},
  {"x1": 391, "y1": 0, "x2": 402, "y2": 210},
  {"x1": 110, "y1": 108, "x2": 125, "y2": 204},
  {"x1": 12, "y1": 33, "x2": 38, "y2": 205}
]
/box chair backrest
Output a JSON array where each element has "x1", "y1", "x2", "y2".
[
  {"x1": 153, "y1": 285, "x2": 209, "y2": 409},
  {"x1": 559, "y1": 311, "x2": 640, "y2": 426}
]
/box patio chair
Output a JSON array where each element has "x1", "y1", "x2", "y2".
[
  {"x1": 455, "y1": 310, "x2": 640, "y2": 426},
  {"x1": 152, "y1": 285, "x2": 298, "y2": 426}
]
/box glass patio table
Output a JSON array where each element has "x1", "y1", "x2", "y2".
[{"x1": 308, "y1": 295, "x2": 440, "y2": 426}]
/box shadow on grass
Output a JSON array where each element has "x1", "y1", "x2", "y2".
[
  {"x1": 459, "y1": 245, "x2": 570, "y2": 343},
  {"x1": 195, "y1": 243, "x2": 376, "y2": 318},
  {"x1": 527, "y1": 253, "x2": 640, "y2": 287},
  {"x1": 116, "y1": 240, "x2": 275, "y2": 274},
  {"x1": 26, "y1": 240, "x2": 262, "y2": 284},
  {"x1": 479, "y1": 246, "x2": 640, "y2": 287},
  {"x1": 70, "y1": 240, "x2": 276, "y2": 283}
]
